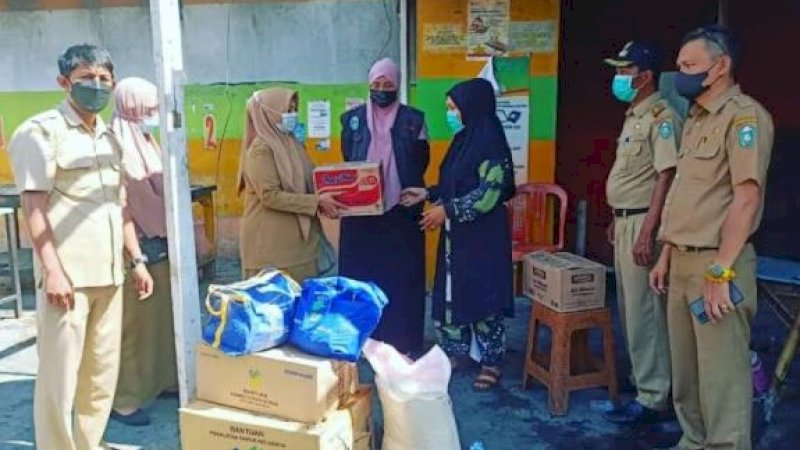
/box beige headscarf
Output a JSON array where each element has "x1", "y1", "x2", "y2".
[
  {"x1": 110, "y1": 77, "x2": 167, "y2": 238},
  {"x1": 237, "y1": 87, "x2": 314, "y2": 240}
]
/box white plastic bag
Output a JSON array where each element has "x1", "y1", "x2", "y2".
[{"x1": 363, "y1": 339, "x2": 460, "y2": 450}]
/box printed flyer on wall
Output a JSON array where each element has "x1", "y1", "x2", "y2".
[
  {"x1": 496, "y1": 94, "x2": 530, "y2": 184},
  {"x1": 308, "y1": 101, "x2": 332, "y2": 139},
  {"x1": 466, "y1": 0, "x2": 510, "y2": 60}
]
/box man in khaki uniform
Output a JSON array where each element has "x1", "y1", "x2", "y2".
[
  {"x1": 652, "y1": 26, "x2": 773, "y2": 450},
  {"x1": 603, "y1": 41, "x2": 681, "y2": 424},
  {"x1": 8, "y1": 44, "x2": 154, "y2": 450}
]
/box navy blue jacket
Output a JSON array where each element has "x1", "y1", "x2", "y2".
[{"x1": 340, "y1": 104, "x2": 429, "y2": 191}]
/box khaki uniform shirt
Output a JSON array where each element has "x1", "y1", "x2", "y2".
[
  {"x1": 607, "y1": 92, "x2": 682, "y2": 209},
  {"x1": 240, "y1": 137, "x2": 321, "y2": 271},
  {"x1": 8, "y1": 101, "x2": 125, "y2": 288},
  {"x1": 660, "y1": 85, "x2": 774, "y2": 247}
]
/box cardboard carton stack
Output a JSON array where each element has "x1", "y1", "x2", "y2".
[
  {"x1": 522, "y1": 251, "x2": 606, "y2": 312},
  {"x1": 181, "y1": 344, "x2": 372, "y2": 450}
]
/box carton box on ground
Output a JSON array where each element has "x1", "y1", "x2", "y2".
[
  {"x1": 313, "y1": 162, "x2": 384, "y2": 216},
  {"x1": 196, "y1": 344, "x2": 358, "y2": 423},
  {"x1": 354, "y1": 432, "x2": 374, "y2": 450},
  {"x1": 180, "y1": 386, "x2": 372, "y2": 450},
  {"x1": 340, "y1": 386, "x2": 373, "y2": 435},
  {"x1": 523, "y1": 251, "x2": 606, "y2": 312}
]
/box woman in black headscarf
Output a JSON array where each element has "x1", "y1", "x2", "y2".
[{"x1": 402, "y1": 78, "x2": 515, "y2": 390}]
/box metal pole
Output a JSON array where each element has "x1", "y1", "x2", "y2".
[
  {"x1": 575, "y1": 199, "x2": 588, "y2": 256},
  {"x1": 399, "y1": 0, "x2": 409, "y2": 104},
  {"x1": 149, "y1": 0, "x2": 201, "y2": 407},
  {"x1": 718, "y1": 0, "x2": 729, "y2": 26}
]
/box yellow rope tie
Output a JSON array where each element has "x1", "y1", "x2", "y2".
[
  {"x1": 206, "y1": 289, "x2": 248, "y2": 349},
  {"x1": 204, "y1": 269, "x2": 301, "y2": 349}
]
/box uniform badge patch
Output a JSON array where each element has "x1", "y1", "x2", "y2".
[
  {"x1": 658, "y1": 121, "x2": 673, "y2": 139},
  {"x1": 738, "y1": 124, "x2": 756, "y2": 149},
  {"x1": 349, "y1": 116, "x2": 360, "y2": 131}
]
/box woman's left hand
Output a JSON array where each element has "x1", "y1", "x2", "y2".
[
  {"x1": 420, "y1": 205, "x2": 447, "y2": 230},
  {"x1": 400, "y1": 187, "x2": 428, "y2": 207},
  {"x1": 132, "y1": 265, "x2": 154, "y2": 301}
]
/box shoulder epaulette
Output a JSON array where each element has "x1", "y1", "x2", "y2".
[{"x1": 651, "y1": 102, "x2": 667, "y2": 118}]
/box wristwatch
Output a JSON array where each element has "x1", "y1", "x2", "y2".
[
  {"x1": 130, "y1": 255, "x2": 149, "y2": 270},
  {"x1": 705, "y1": 263, "x2": 735, "y2": 283}
]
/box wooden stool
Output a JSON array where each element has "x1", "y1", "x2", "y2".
[
  {"x1": 522, "y1": 302, "x2": 619, "y2": 416},
  {"x1": 0, "y1": 207, "x2": 22, "y2": 318}
]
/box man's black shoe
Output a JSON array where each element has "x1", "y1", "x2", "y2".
[{"x1": 603, "y1": 400, "x2": 661, "y2": 424}]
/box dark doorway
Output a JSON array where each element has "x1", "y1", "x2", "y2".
[{"x1": 556, "y1": 0, "x2": 719, "y2": 263}]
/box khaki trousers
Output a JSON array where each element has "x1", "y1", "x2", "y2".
[
  {"x1": 34, "y1": 284, "x2": 123, "y2": 450},
  {"x1": 614, "y1": 213, "x2": 671, "y2": 410},
  {"x1": 114, "y1": 261, "x2": 177, "y2": 410},
  {"x1": 668, "y1": 244, "x2": 756, "y2": 450}
]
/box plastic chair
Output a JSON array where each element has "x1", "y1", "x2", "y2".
[
  {"x1": 507, "y1": 183, "x2": 568, "y2": 262},
  {"x1": 756, "y1": 256, "x2": 800, "y2": 422},
  {"x1": 507, "y1": 183, "x2": 568, "y2": 297}
]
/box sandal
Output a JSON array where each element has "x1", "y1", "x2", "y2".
[
  {"x1": 473, "y1": 366, "x2": 501, "y2": 391},
  {"x1": 110, "y1": 408, "x2": 151, "y2": 427}
]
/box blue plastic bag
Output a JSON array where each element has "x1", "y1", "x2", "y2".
[
  {"x1": 203, "y1": 269, "x2": 300, "y2": 356},
  {"x1": 290, "y1": 277, "x2": 388, "y2": 362}
]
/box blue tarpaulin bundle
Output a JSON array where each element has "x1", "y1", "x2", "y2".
[
  {"x1": 203, "y1": 269, "x2": 300, "y2": 356},
  {"x1": 290, "y1": 277, "x2": 388, "y2": 362}
]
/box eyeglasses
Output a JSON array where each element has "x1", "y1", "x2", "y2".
[{"x1": 693, "y1": 28, "x2": 730, "y2": 58}]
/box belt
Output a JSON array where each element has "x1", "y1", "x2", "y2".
[
  {"x1": 614, "y1": 208, "x2": 649, "y2": 218},
  {"x1": 672, "y1": 239, "x2": 752, "y2": 253},
  {"x1": 674, "y1": 245, "x2": 718, "y2": 253}
]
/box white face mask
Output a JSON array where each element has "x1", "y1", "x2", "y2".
[
  {"x1": 139, "y1": 114, "x2": 159, "y2": 134},
  {"x1": 280, "y1": 112, "x2": 298, "y2": 134}
]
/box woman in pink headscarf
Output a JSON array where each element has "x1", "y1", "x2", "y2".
[
  {"x1": 108, "y1": 77, "x2": 177, "y2": 426},
  {"x1": 339, "y1": 58, "x2": 430, "y2": 355}
]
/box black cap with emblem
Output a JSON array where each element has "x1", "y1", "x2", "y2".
[{"x1": 604, "y1": 41, "x2": 663, "y2": 77}]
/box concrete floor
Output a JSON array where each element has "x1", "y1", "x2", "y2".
[{"x1": 0, "y1": 257, "x2": 798, "y2": 450}]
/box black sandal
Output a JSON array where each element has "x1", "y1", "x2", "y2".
[{"x1": 473, "y1": 366, "x2": 501, "y2": 391}]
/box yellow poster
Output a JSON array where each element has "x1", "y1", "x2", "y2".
[
  {"x1": 423, "y1": 23, "x2": 466, "y2": 54},
  {"x1": 467, "y1": 0, "x2": 510, "y2": 60}
]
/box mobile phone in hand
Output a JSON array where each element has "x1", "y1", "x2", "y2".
[{"x1": 690, "y1": 282, "x2": 745, "y2": 324}]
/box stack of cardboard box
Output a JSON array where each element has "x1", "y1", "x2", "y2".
[{"x1": 180, "y1": 343, "x2": 371, "y2": 450}]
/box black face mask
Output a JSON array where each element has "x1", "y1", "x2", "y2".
[
  {"x1": 675, "y1": 71, "x2": 710, "y2": 100},
  {"x1": 370, "y1": 89, "x2": 398, "y2": 108}
]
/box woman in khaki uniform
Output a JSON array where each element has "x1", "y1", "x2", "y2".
[
  {"x1": 237, "y1": 88, "x2": 340, "y2": 281},
  {"x1": 109, "y1": 78, "x2": 177, "y2": 426}
]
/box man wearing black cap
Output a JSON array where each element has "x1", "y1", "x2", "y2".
[{"x1": 603, "y1": 41, "x2": 681, "y2": 424}]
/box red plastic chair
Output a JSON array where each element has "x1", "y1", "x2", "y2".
[
  {"x1": 508, "y1": 183, "x2": 569, "y2": 262},
  {"x1": 507, "y1": 183, "x2": 568, "y2": 295}
]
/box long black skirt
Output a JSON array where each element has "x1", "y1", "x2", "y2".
[{"x1": 339, "y1": 206, "x2": 426, "y2": 354}]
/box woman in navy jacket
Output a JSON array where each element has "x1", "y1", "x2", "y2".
[{"x1": 339, "y1": 58, "x2": 430, "y2": 355}]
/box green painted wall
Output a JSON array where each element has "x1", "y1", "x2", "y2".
[{"x1": 0, "y1": 83, "x2": 368, "y2": 141}]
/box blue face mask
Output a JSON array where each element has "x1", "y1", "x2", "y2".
[
  {"x1": 446, "y1": 110, "x2": 464, "y2": 134},
  {"x1": 139, "y1": 114, "x2": 159, "y2": 135},
  {"x1": 612, "y1": 74, "x2": 639, "y2": 103},
  {"x1": 280, "y1": 112, "x2": 298, "y2": 134}
]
